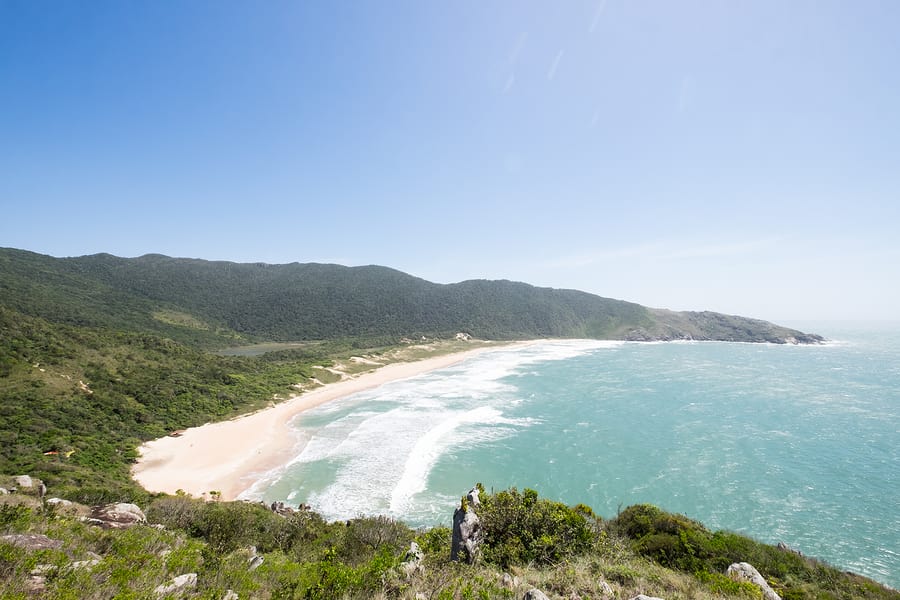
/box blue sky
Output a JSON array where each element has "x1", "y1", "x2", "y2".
[{"x1": 2, "y1": 1, "x2": 898, "y2": 322}]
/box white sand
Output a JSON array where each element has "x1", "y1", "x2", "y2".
[{"x1": 131, "y1": 345, "x2": 516, "y2": 500}]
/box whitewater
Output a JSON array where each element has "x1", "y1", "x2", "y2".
[{"x1": 243, "y1": 324, "x2": 900, "y2": 589}]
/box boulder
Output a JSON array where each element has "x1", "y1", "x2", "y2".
[
  {"x1": 727, "y1": 562, "x2": 781, "y2": 600},
  {"x1": 500, "y1": 572, "x2": 520, "y2": 590},
  {"x1": 630, "y1": 596, "x2": 665, "y2": 600},
  {"x1": 154, "y1": 573, "x2": 197, "y2": 596},
  {"x1": 400, "y1": 541, "x2": 425, "y2": 578},
  {"x1": 14, "y1": 475, "x2": 34, "y2": 488},
  {"x1": 88, "y1": 503, "x2": 147, "y2": 529},
  {"x1": 777, "y1": 541, "x2": 802, "y2": 556},
  {"x1": 0, "y1": 534, "x2": 64, "y2": 551},
  {"x1": 598, "y1": 580, "x2": 614, "y2": 599},
  {"x1": 524, "y1": 589, "x2": 551, "y2": 600},
  {"x1": 222, "y1": 591, "x2": 239, "y2": 600},
  {"x1": 270, "y1": 501, "x2": 295, "y2": 517},
  {"x1": 0, "y1": 487, "x2": 8, "y2": 495},
  {"x1": 450, "y1": 501, "x2": 482, "y2": 564},
  {"x1": 25, "y1": 575, "x2": 47, "y2": 595}
]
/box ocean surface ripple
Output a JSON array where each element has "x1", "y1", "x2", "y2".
[{"x1": 246, "y1": 327, "x2": 899, "y2": 589}]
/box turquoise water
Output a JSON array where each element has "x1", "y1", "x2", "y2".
[{"x1": 246, "y1": 324, "x2": 900, "y2": 588}]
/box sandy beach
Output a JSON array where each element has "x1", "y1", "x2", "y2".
[{"x1": 131, "y1": 344, "x2": 514, "y2": 500}]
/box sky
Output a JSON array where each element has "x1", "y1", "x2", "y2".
[{"x1": 1, "y1": 1, "x2": 898, "y2": 322}]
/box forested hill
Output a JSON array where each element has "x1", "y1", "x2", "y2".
[{"x1": 0, "y1": 248, "x2": 822, "y2": 345}]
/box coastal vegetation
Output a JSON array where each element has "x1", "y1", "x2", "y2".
[
  {"x1": 3, "y1": 246, "x2": 883, "y2": 598},
  {"x1": 1, "y1": 484, "x2": 896, "y2": 599},
  {"x1": 0, "y1": 248, "x2": 822, "y2": 345}
]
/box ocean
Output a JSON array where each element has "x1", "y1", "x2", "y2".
[{"x1": 243, "y1": 323, "x2": 900, "y2": 588}]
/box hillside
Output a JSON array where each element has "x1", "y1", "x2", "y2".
[
  {"x1": 5, "y1": 246, "x2": 875, "y2": 599},
  {"x1": 0, "y1": 248, "x2": 822, "y2": 345}
]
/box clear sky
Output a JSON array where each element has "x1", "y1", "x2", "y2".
[{"x1": 2, "y1": 1, "x2": 898, "y2": 322}]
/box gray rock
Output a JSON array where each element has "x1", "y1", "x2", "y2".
[
  {"x1": 25, "y1": 575, "x2": 46, "y2": 594},
  {"x1": 222, "y1": 591, "x2": 239, "y2": 600},
  {"x1": 630, "y1": 596, "x2": 665, "y2": 600},
  {"x1": 777, "y1": 541, "x2": 802, "y2": 556},
  {"x1": 30, "y1": 564, "x2": 56, "y2": 576},
  {"x1": 727, "y1": 562, "x2": 781, "y2": 600},
  {"x1": 0, "y1": 487, "x2": 8, "y2": 495},
  {"x1": 524, "y1": 589, "x2": 551, "y2": 600},
  {"x1": 1, "y1": 534, "x2": 64, "y2": 551},
  {"x1": 466, "y1": 486, "x2": 481, "y2": 508},
  {"x1": 14, "y1": 475, "x2": 34, "y2": 488},
  {"x1": 70, "y1": 558, "x2": 101, "y2": 571},
  {"x1": 47, "y1": 497, "x2": 74, "y2": 507},
  {"x1": 501, "y1": 572, "x2": 520, "y2": 590},
  {"x1": 89, "y1": 503, "x2": 146, "y2": 529},
  {"x1": 400, "y1": 541, "x2": 425, "y2": 578},
  {"x1": 450, "y1": 502, "x2": 482, "y2": 564},
  {"x1": 154, "y1": 573, "x2": 197, "y2": 596},
  {"x1": 598, "y1": 580, "x2": 614, "y2": 599}
]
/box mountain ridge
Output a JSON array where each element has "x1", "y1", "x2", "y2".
[{"x1": 0, "y1": 247, "x2": 822, "y2": 345}]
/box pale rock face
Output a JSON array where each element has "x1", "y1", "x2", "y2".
[
  {"x1": 88, "y1": 503, "x2": 147, "y2": 529},
  {"x1": 466, "y1": 486, "x2": 480, "y2": 507},
  {"x1": 0, "y1": 534, "x2": 64, "y2": 551},
  {"x1": 598, "y1": 580, "x2": 615, "y2": 599},
  {"x1": 727, "y1": 562, "x2": 782, "y2": 600},
  {"x1": 630, "y1": 595, "x2": 665, "y2": 600},
  {"x1": 400, "y1": 541, "x2": 425, "y2": 578},
  {"x1": 154, "y1": 573, "x2": 197, "y2": 596},
  {"x1": 450, "y1": 504, "x2": 482, "y2": 563},
  {"x1": 524, "y1": 589, "x2": 551, "y2": 600},
  {"x1": 500, "y1": 572, "x2": 519, "y2": 590},
  {"x1": 14, "y1": 475, "x2": 34, "y2": 488}
]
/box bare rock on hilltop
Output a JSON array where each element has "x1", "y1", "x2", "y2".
[
  {"x1": 727, "y1": 562, "x2": 781, "y2": 600},
  {"x1": 88, "y1": 503, "x2": 146, "y2": 529}
]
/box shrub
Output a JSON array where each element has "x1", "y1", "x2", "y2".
[{"x1": 478, "y1": 487, "x2": 595, "y2": 568}]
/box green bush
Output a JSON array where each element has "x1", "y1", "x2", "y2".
[{"x1": 478, "y1": 487, "x2": 595, "y2": 568}]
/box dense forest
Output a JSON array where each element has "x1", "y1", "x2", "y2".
[{"x1": 0, "y1": 248, "x2": 822, "y2": 346}]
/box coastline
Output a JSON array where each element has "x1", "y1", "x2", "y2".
[{"x1": 131, "y1": 343, "x2": 527, "y2": 500}]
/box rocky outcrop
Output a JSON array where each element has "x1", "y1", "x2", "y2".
[
  {"x1": 727, "y1": 562, "x2": 781, "y2": 600},
  {"x1": 247, "y1": 546, "x2": 264, "y2": 571},
  {"x1": 450, "y1": 489, "x2": 482, "y2": 564},
  {"x1": 500, "y1": 572, "x2": 520, "y2": 590},
  {"x1": 154, "y1": 573, "x2": 197, "y2": 596},
  {"x1": 400, "y1": 541, "x2": 425, "y2": 578},
  {"x1": 88, "y1": 503, "x2": 146, "y2": 529},
  {"x1": 777, "y1": 541, "x2": 803, "y2": 556},
  {"x1": 14, "y1": 475, "x2": 34, "y2": 488},
  {"x1": 630, "y1": 595, "x2": 665, "y2": 600},
  {"x1": 523, "y1": 589, "x2": 551, "y2": 600},
  {"x1": 270, "y1": 501, "x2": 296, "y2": 517},
  {"x1": 1, "y1": 534, "x2": 64, "y2": 551},
  {"x1": 598, "y1": 581, "x2": 614, "y2": 599}
]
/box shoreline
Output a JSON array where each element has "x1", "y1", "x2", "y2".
[{"x1": 131, "y1": 342, "x2": 529, "y2": 500}]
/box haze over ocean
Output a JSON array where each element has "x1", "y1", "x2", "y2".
[{"x1": 246, "y1": 324, "x2": 900, "y2": 589}]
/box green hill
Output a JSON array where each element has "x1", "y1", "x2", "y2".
[{"x1": 0, "y1": 248, "x2": 822, "y2": 345}]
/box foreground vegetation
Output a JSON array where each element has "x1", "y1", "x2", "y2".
[{"x1": 1, "y1": 485, "x2": 896, "y2": 599}]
